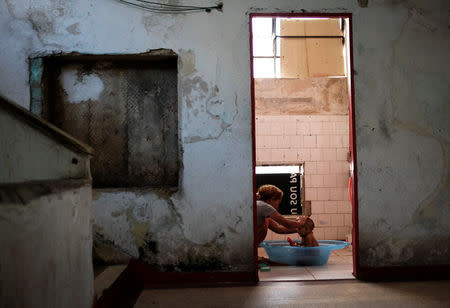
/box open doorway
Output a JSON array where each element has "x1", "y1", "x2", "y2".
[{"x1": 250, "y1": 13, "x2": 358, "y2": 281}]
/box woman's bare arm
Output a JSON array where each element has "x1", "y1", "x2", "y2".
[
  {"x1": 267, "y1": 219, "x2": 297, "y2": 234},
  {"x1": 269, "y1": 211, "x2": 307, "y2": 229}
]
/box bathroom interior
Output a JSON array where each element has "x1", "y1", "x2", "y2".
[{"x1": 252, "y1": 16, "x2": 355, "y2": 280}]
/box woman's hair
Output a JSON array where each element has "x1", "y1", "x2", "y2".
[{"x1": 257, "y1": 184, "x2": 283, "y2": 202}]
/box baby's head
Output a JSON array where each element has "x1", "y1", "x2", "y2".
[{"x1": 298, "y1": 218, "x2": 315, "y2": 236}]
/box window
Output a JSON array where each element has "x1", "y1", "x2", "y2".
[
  {"x1": 30, "y1": 52, "x2": 179, "y2": 188},
  {"x1": 252, "y1": 17, "x2": 346, "y2": 78}
]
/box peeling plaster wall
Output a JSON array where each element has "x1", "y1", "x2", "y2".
[
  {"x1": 0, "y1": 0, "x2": 449, "y2": 271},
  {"x1": 0, "y1": 184, "x2": 93, "y2": 308},
  {"x1": 0, "y1": 102, "x2": 90, "y2": 183}
]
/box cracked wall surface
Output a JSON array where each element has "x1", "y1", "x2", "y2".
[{"x1": 0, "y1": 0, "x2": 449, "y2": 271}]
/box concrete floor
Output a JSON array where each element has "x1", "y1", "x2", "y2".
[{"x1": 134, "y1": 280, "x2": 450, "y2": 307}]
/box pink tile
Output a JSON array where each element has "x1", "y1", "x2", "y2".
[
  {"x1": 311, "y1": 201, "x2": 325, "y2": 214},
  {"x1": 322, "y1": 122, "x2": 335, "y2": 134},
  {"x1": 331, "y1": 135, "x2": 345, "y2": 147},
  {"x1": 257, "y1": 149, "x2": 271, "y2": 163},
  {"x1": 317, "y1": 187, "x2": 331, "y2": 201},
  {"x1": 329, "y1": 188, "x2": 344, "y2": 200},
  {"x1": 304, "y1": 174, "x2": 312, "y2": 188},
  {"x1": 331, "y1": 214, "x2": 345, "y2": 226},
  {"x1": 310, "y1": 122, "x2": 322, "y2": 135},
  {"x1": 323, "y1": 174, "x2": 337, "y2": 187},
  {"x1": 297, "y1": 148, "x2": 311, "y2": 162},
  {"x1": 277, "y1": 136, "x2": 291, "y2": 148},
  {"x1": 323, "y1": 201, "x2": 338, "y2": 213},
  {"x1": 255, "y1": 135, "x2": 263, "y2": 149},
  {"x1": 337, "y1": 226, "x2": 349, "y2": 240},
  {"x1": 323, "y1": 227, "x2": 338, "y2": 240},
  {"x1": 336, "y1": 148, "x2": 349, "y2": 161},
  {"x1": 283, "y1": 149, "x2": 297, "y2": 162},
  {"x1": 336, "y1": 174, "x2": 349, "y2": 188},
  {"x1": 310, "y1": 174, "x2": 324, "y2": 187},
  {"x1": 344, "y1": 214, "x2": 353, "y2": 226},
  {"x1": 337, "y1": 201, "x2": 352, "y2": 214},
  {"x1": 310, "y1": 148, "x2": 323, "y2": 161},
  {"x1": 316, "y1": 161, "x2": 330, "y2": 174},
  {"x1": 323, "y1": 148, "x2": 337, "y2": 161},
  {"x1": 304, "y1": 135, "x2": 317, "y2": 148},
  {"x1": 283, "y1": 122, "x2": 297, "y2": 135},
  {"x1": 264, "y1": 136, "x2": 277, "y2": 148},
  {"x1": 270, "y1": 149, "x2": 283, "y2": 162},
  {"x1": 293, "y1": 135, "x2": 303, "y2": 148},
  {"x1": 343, "y1": 135, "x2": 349, "y2": 147},
  {"x1": 269, "y1": 122, "x2": 283, "y2": 135},
  {"x1": 316, "y1": 135, "x2": 331, "y2": 148},
  {"x1": 331, "y1": 161, "x2": 349, "y2": 174},
  {"x1": 296, "y1": 121, "x2": 311, "y2": 135},
  {"x1": 305, "y1": 188, "x2": 318, "y2": 201},
  {"x1": 312, "y1": 214, "x2": 331, "y2": 226},
  {"x1": 304, "y1": 161, "x2": 317, "y2": 174},
  {"x1": 335, "y1": 121, "x2": 348, "y2": 134}
]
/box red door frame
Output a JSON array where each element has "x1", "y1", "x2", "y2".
[{"x1": 249, "y1": 12, "x2": 360, "y2": 279}]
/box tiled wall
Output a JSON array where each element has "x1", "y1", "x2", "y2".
[{"x1": 255, "y1": 115, "x2": 352, "y2": 241}]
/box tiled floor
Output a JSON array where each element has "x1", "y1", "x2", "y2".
[{"x1": 258, "y1": 245, "x2": 354, "y2": 281}]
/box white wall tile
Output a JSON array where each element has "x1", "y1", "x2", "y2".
[
  {"x1": 323, "y1": 174, "x2": 337, "y2": 187},
  {"x1": 336, "y1": 122, "x2": 348, "y2": 135},
  {"x1": 310, "y1": 122, "x2": 322, "y2": 135},
  {"x1": 310, "y1": 148, "x2": 322, "y2": 161},
  {"x1": 316, "y1": 135, "x2": 331, "y2": 148},
  {"x1": 269, "y1": 122, "x2": 283, "y2": 136},
  {"x1": 304, "y1": 162, "x2": 317, "y2": 174},
  {"x1": 312, "y1": 201, "x2": 324, "y2": 214},
  {"x1": 310, "y1": 174, "x2": 324, "y2": 187},
  {"x1": 323, "y1": 201, "x2": 338, "y2": 213},
  {"x1": 270, "y1": 149, "x2": 283, "y2": 162},
  {"x1": 297, "y1": 121, "x2": 311, "y2": 135},
  {"x1": 337, "y1": 227, "x2": 350, "y2": 240},
  {"x1": 305, "y1": 187, "x2": 317, "y2": 201},
  {"x1": 311, "y1": 214, "x2": 331, "y2": 227},
  {"x1": 283, "y1": 122, "x2": 297, "y2": 135},
  {"x1": 304, "y1": 135, "x2": 317, "y2": 148},
  {"x1": 322, "y1": 121, "x2": 335, "y2": 134},
  {"x1": 277, "y1": 135, "x2": 291, "y2": 148},
  {"x1": 304, "y1": 174, "x2": 311, "y2": 188},
  {"x1": 324, "y1": 227, "x2": 338, "y2": 240},
  {"x1": 317, "y1": 187, "x2": 331, "y2": 201},
  {"x1": 336, "y1": 148, "x2": 349, "y2": 161},
  {"x1": 344, "y1": 214, "x2": 353, "y2": 226},
  {"x1": 257, "y1": 149, "x2": 271, "y2": 163},
  {"x1": 297, "y1": 148, "x2": 311, "y2": 162},
  {"x1": 336, "y1": 174, "x2": 349, "y2": 188},
  {"x1": 331, "y1": 214, "x2": 345, "y2": 226},
  {"x1": 323, "y1": 148, "x2": 337, "y2": 161},
  {"x1": 266, "y1": 135, "x2": 278, "y2": 148},
  {"x1": 283, "y1": 149, "x2": 297, "y2": 162},
  {"x1": 316, "y1": 161, "x2": 330, "y2": 174}
]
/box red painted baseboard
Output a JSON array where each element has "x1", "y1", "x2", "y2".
[
  {"x1": 128, "y1": 259, "x2": 258, "y2": 288},
  {"x1": 358, "y1": 265, "x2": 450, "y2": 281}
]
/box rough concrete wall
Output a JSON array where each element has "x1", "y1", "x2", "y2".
[
  {"x1": 0, "y1": 184, "x2": 93, "y2": 308},
  {"x1": 0, "y1": 0, "x2": 448, "y2": 270},
  {"x1": 0, "y1": 104, "x2": 90, "y2": 183},
  {"x1": 255, "y1": 78, "x2": 348, "y2": 115}
]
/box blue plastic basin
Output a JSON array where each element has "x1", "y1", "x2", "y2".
[{"x1": 260, "y1": 240, "x2": 350, "y2": 266}]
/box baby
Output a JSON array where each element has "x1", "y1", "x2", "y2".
[{"x1": 287, "y1": 217, "x2": 319, "y2": 247}]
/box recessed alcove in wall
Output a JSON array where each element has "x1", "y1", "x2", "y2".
[{"x1": 30, "y1": 50, "x2": 179, "y2": 188}]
